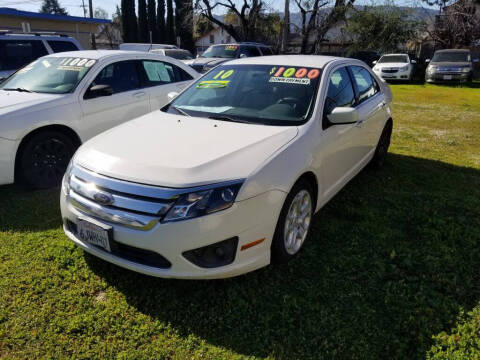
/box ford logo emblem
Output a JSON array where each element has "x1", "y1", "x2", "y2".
[{"x1": 93, "y1": 191, "x2": 114, "y2": 206}]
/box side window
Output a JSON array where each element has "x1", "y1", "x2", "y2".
[
  {"x1": 260, "y1": 47, "x2": 273, "y2": 56},
  {"x1": 140, "y1": 60, "x2": 175, "y2": 86},
  {"x1": 91, "y1": 60, "x2": 140, "y2": 94},
  {"x1": 238, "y1": 46, "x2": 261, "y2": 57},
  {"x1": 0, "y1": 40, "x2": 48, "y2": 71},
  {"x1": 174, "y1": 66, "x2": 193, "y2": 82},
  {"x1": 47, "y1": 40, "x2": 79, "y2": 53},
  {"x1": 349, "y1": 65, "x2": 379, "y2": 104},
  {"x1": 323, "y1": 67, "x2": 356, "y2": 125}
]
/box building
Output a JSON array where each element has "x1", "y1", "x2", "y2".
[
  {"x1": 195, "y1": 26, "x2": 236, "y2": 54},
  {"x1": 0, "y1": 7, "x2": 110, "y2": 49}
]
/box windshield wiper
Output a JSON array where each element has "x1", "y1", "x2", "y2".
[
  {"x1": 3, "y1": 87, "x2": 33, "y2": 93},
  {"x1": 171, "y1": 105, "x2": 190, "y2": 117},
  {"x1": 208, "y1": 115, "x2": 251, "y2": 124}
]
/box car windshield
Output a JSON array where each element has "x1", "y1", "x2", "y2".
[
  {"x1": 378, "y1": 55, "x2": 408, "y2": 63},
  {"x1": 0, "y1": 56, "x2": 96, "y2": 94},
  {"x1": 165, "y1": 49, "x2": 193, "y2": 60},
  {"x1": 200, "y1": 45, "x2": 238, "y2": 59},
  {"x1": 432, "y1": 52, "x2": 470, "y2": 62},
  {"x1": 166, "y1": 64, "x2": 322, "y2": 126}
]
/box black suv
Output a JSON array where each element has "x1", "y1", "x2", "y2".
[{"x1": 190, "y1": 42, "x2": 273, "y2": 73}]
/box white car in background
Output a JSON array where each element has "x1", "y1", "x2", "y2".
[
  {"x1": 0, "y1": 50, "x2": 198, "y2": 188},
  {"x1": 149, "y1": 48, "x2": 194, "y2": 63},
  {"x1": 372, "y1": 53, "x2": 416, "y2": 81},
  {"x1": 61, "y1": 55, "x2": 393, "y2": 279}
]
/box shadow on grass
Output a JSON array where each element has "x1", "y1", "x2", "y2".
[
  {"x1": 0, "y1": 185, "x2": 62, "y2": 232},
  {"x1": 84, "y1": 153, "x2": 480, "y2": 359}
]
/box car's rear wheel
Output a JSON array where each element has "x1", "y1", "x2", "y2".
[
  {"x1": 18, "y1": 130, "x2": 76, "y2": 188},
  {"x1": 370, "y1": 121, "x2": 392, "y2": 169},
  {"x1": 271, "y1": 179, "x2": 314, "y2": 264}
]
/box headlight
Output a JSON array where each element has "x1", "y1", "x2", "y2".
[
  {"x1": 462, "y1": 67, "x2": 471, "y2": 73},
  {"x1": 427, "y1": 65, "x2": 436, "y2": 73},
  {"x1": 399, "y1": 65, "x2": 409, "y2": 72},
  {"x1": 62, "y1": 159, "x2": 74, "y2": 195},
  {"x1": 373, "y1": 66, "x2": 379, "y2": 71},
  {"x1": 163, "y1": 181, "x2": 244, "y2": 222}
]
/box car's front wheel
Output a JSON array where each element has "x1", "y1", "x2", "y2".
[
  {"x1": 271, "y1": 179, "x2": 314, "y2": 263},
  {"x1": 18, "y1": 130, "x2": 77, "y2": 188},
  {"x1": 370, "y1": 121, "x2": 392, "y2": 169}
]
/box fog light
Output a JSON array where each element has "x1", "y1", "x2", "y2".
[{"x1": 183, "y1": 237, "x2": 238, "y2": 268}]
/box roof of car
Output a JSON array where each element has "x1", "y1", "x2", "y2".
[
  {"x1": 382, "y1": 53, "x2": 408, "y2": 56},
  {"x1": 44, "y1": 50, "x2": 148, "y2": 60},
  {"x1": 436, "y1": 49, "x2": 470, "y2": 53},
  {"x1": 226, "y1": 55, "x2": 343, "y2": 68}
]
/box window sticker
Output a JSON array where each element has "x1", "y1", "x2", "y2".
[
  {"x1": 56, "y1": 58, "x2": 97, "y2": 71},
  {"x1": 42, "y1": 60, "x2": 51, "y2": 68},
  {"x1": 197, "y1": 80, "x2": 230, "y2": 89},
  {"x1": 268, "y1": 66, "x2": 321, "y2": 85},
  {"x1": 225, "y1": 45, "x2": 238, "y2": 51}
]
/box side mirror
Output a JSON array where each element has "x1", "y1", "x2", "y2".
[
  {"x1": 372, "y1": 60, "x2": 377, "y2": 65},
  {"x1": 239, "y1": 53, "x2": 247, "y2": 58},
  {"x1": 411, "y1": 59, "x2": 417, "y2": 64},
  {"x1": 327, "y1": 107, "x2": 359, "y2": 125},
  {"x1": 167, "y1": 91, "x2": 179, "y2": 101},
  {"x1": 425, "y1": 59, "x2": 430, "y2": 63},
  {"x1": 85, "y1": 84, "x2": 113, "y2": 99}
]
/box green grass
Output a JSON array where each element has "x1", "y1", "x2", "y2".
[{"x1": 1, "y1": 82, "x2": 480, "y2": 359}]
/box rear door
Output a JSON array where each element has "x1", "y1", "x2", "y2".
[
  {"x1": 80, "y1": 59, "x2": 150, "y2": 139},
  {"x1": 348, "y1": 65, "x2": 387, "y2": 153},
  {"x1": 138, "y1": 59, "x2": 194, "y2": 110}
]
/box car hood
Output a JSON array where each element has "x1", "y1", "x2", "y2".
[
  {"x1": 75, "y1": 111, "x2": 298, "y2": 188},
  {"x1": 429, "y1": 61, "x2": 471, "y2": 67},
  {"x1": 0, "y1": 90, "x2": 65, "y2": 116},
  {"x1": 376, "y1": 62, "x2": 409, "y2": 68}
]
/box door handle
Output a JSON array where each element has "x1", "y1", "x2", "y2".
[
  {"x1": 379, "y1": 101, "x2": 386, "y2": 108},
  {"x1": 133, "y1": 91, "x2": 146, "y2": 98}
]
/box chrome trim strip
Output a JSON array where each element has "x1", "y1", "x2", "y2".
[
  {"x1": 70, "y1": 175, "x2": 173, "y2": 215},
  {"x1": 71, "y1": 164, "x2": 244, "y2": 200},
  {"x1": 69, "y1": 191, "x2": 159, "y2": 230}
]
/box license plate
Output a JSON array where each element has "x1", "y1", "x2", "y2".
[
  {"x1": 443, "y1": 75, "x2": 452, "y2": 80},
  {"x1": 77, "y1": 218, "x2": 111, "y2": 252}
]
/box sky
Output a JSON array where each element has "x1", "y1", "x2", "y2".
[{"x1": 0, "y1": 0, "x2": 434, "y2": 19}]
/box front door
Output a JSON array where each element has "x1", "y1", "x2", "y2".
[{"x1": 80, "y1": 60, "x2": 150, "y2": 140}]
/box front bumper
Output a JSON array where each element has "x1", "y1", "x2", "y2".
[
  {"x1": 60, "y1": 186, "x2": 286, "y2": 279},
  {"x1": 0, "y1": 136, "x2": 17, "y2": 186},
  {"x1": 374, "y1": 69, "x2": 411, "y2": 80},
  {"x1": 425, "y1": 71, "x2": 471, "y2": 83}
]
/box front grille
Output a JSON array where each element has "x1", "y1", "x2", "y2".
[
  {"x1": 382, "y1": 68, "x2": 398, "y2": 73},
  {"x1": 438, "y1": 66, "x2": 462, "y2": 72},
  {"x1": 68, "y1": 165, "x2": 176, "y2": 230},
  {"x1": 66, "y1": 220, "x2": 172, "y2": 268}
]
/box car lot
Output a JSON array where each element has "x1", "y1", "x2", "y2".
[{"x1": 1, "y1": 82, "x2": 479, "y2": 359}]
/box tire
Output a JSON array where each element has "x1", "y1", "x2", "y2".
[
  {"x1": 271, "y1": 179, "x2": 314, "y2": 264},
  {"x1": 18, "y1": 130, "x2": 77, "y2": 188},
  {"x1": 370, "y1": 121, "x2": 392, "y2": 169}
]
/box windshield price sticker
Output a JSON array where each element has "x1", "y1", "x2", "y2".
[
  {"x1": 225, "y1": 45, "x2": 238, "y2": 50},
  {"x1": 269, "y1": 66, "x2": 320, "y2": 85},
  {"x1": 57, "y1": 58, "x2": 97, "y2": 71},
  {"x1": 197, "y1": 69, "x2": 235, "y2": 89}
]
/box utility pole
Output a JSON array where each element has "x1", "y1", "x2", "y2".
[
  {"x1": 89, "y1": 0, "x2": 97, "y2": 49},
  {"x1": 280, "y1": 0, "x2": 290, "y2": 54}
]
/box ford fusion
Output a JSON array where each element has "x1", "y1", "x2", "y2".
[{"x1": 60, "y1": 55, "x2": 393, "y2": 279}]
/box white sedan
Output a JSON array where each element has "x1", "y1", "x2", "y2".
[
  {"x1": 61, "y1": 55, "x2": 393, "y2": 279},
  {"x1": 0, "y1": 50, "x2": 198, "y2": 188},
  {"x1": 372, "y1": 53, "x2": 416, "y2": 81}
]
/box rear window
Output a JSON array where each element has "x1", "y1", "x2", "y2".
[
  {"x1": 47, "y1": 40, "x2": 79, "y2": 53},
  {"x1": 0, "y1": 40, "x2": 48, "y2": 71},
  {"x1": 164, "y1": 49, "x2": 193, "y2": 60}
]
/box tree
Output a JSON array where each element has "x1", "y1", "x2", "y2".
[
  {"x1": 166, "y1": 0, "x2": 176, "y2": 44},
  {"x1": 39, "y1": 0, "x2": 68, "y2": 15},
  {"x1": 148, "y1": 0, "x2": 158, "y2": 42},
  {"x1": 427, "y1": 0, "x2": 480, "y2": 48},
  {"x1": 280, "y1": 0, "x2": 290, "y2": 53},
  {"x1": 138, "y1": 0, "x2": 149, "y2": 42},
  {"x1": 121, "y1": 0, "x2": 138, "y2": 42},
  {"x1": 293, "y1": 0, "x2": 325, "y2": 54},
  {"x1": 346, "y1": 4, "x2": 420, "y2": 54},
  {"x1": 157, "y1": 0, "x2": 166, "y2": 42},
  {"x1": 195, "y1": 0, "x2": 264, "y2": 42},
  {"x1": 94, "y1": 7, "x2": 109, "y2": 19},
  {"x1": 175, "y1": 0, "x2": 194, "y2": 51}
]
